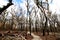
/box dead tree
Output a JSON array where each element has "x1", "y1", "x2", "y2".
[
  {"x1": 0, "y1": 0, "x2": 13, "y2": 14},
  {"x1": 35, "y1": 0, "x2": 49, "y2": 36}
]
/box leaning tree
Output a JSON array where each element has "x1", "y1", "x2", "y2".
[{"x1": 0, "y1": 0, "x2": 13, "y2": 14}]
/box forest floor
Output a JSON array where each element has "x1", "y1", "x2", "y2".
[
  {"x1": 31, "y1": 33, "x2": 42, "y2": 40},
  {"x1": 33, "y1": 32, "x2": 60, "y2": 40},
  {"x1": 0, "y1": 31, "x2": 60, "y2": 40}
]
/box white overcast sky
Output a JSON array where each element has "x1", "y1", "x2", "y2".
[
  {"x1": 0, "y1": 0, "x2": 60, "y2": 14},
  {"x1": 49, "y1": 0, "x2": 60, "y2": 14}
]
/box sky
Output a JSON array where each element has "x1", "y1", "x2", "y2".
[
  {"x1": 49, "y1": 0, "x2": 60, "y2": 14},
  {"x1": 0, "y1": 0, "x2": 23, "y2": 7},
  {"x1": 0, "y1": 0, "x2": 60, "y2": 14}
]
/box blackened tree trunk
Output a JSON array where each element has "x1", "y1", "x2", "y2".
[
  {"x1": 0, "y1": 0, "x2": 13, "y2": 14},
  {"x1": 35, "y1": 0, "x2": 49, "y2": 36},
  {"x1": 27, "y1": 0, "x2": 31, "y2": 35},
  {"x1": 29, "y1": 17, "x2": 31, "y2": 35},
  {"x1": 21, "y1": 23, "x2": 23, "y2": 31},
  {"x1": 35, "y1": 20, "x2": 38, "y2": 32}
]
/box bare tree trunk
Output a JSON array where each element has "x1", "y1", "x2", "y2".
[
  {"x1": 35, "y1": 21, "x2": 37, "y2": 32},
  {"x1": 0, "y1": 2, "x2": 13, "y2": 14},
  {"x1": 29, "y1": 17, "x2": 31, "y2": 35}
]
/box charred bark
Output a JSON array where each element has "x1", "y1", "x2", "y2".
[{"x1": 0, "y1": 0, "x2": 13, "y2": 14}]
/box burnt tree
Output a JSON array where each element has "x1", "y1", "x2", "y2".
[
  {"x1": 0, "y1": 0, "x2": 13, "y2": 14},
  {"x1": 35, "y1": 0, "x2": 49, "y2": 36}
]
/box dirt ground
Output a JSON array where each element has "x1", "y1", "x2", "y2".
[
  {"x1": 0, "y1": 31, "x2": 60, "y2": 40},
  {"x1": 33, "y1": 32, "x2": 60, "y2": 40}
]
